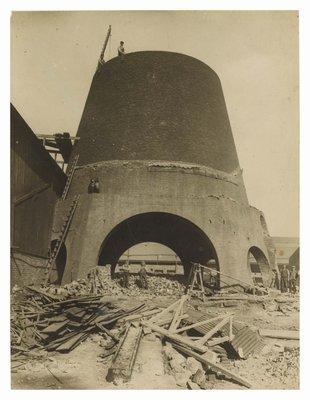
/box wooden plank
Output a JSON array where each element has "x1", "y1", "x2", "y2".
[
  {"x1": 198, "y1": 268, "x2": 205, "y2": 302},
  {"x1": 229, "y1": 316, "x2": 233, "y2": 340},
  {"x1": 41, "y1": 320, "x2": 68, "y2": 334},
  {"x1": 107, "y1": 324, "x2": 143, "y2": 383},
  {"x1": 37, "y1": 134, "x2": 80, "y2": 140},
  {"x1": 169, "y1": 295, "x2": 188, "y2": 332},
  {"x1": 25, "y1": 286, "x2": 60, "y2": 301},
  {"x1": 171, "y1": 343, "x2": 252, "y2": 388},
  {"x1": 207, "y1": 336, "x2": 231, "y2": 347},
  {"x1": 142, "y1": 321, "x2": 209, "y2": 353},
  {"x1": 55, "y1": 332, "x2": 89, "y2": 352},
  {"x1": 41, "y1": 295, "x2": 104, "y2": 308},
  {"x1": 204, "y1": 297, "x2": 253, "y2": 301},
  {"x1": 175, "y1": 314, "x2": 230, "y2": 334},
  {"x1": 149, "y1": 298, "x2": 181, "y2": 323},
  {"x1": 96, "y1": 323, "x2": 119, "y2": 342},
  {"x1": 45, "y1": 331, "x2": 79, "y2": 349},
  {"x1": 157, "y1": 313, "x2": 188, "y2": 327},
  {"x1": 259, "y1": 329, "x2": 299, "y2": 340},
  {"x1": 122, "y1": 308, "x2": 162, "y2": 322}
]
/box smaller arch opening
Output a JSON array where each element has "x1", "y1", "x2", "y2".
[
  {"x1": 248, "y1": 246, "x2": 271, "y2": 287},
  {"x1": 49, "y1": 240, "x2": 67, "y2": 285}
]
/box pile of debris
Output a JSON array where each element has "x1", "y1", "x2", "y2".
[
  {"x1": 230, "y1": 345, "x2": 299, "y2": 389},
  {"x1": 42, "y1": 266, "x2": 185, "y2": 299},
  {"x1": 163, "y1": 343, "x2": 226, "y2": 389},
  {"x1": 265, "y1": 348, "x2": 299, "y2": 384},
  {"x1": 105, "y1": 294, "x2": 263, "y2": 388},
  {"x1": 11, "y1": 285, "x2": 145, "y2": 358},
  {"x1": 11, "y1": 279, "x2": 299, "y2": 389},
  {"x1": 146, "y1": 276, "x2": 184, "y2": 297}
]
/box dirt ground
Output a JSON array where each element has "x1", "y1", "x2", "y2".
[{"x1": 11, "y1": 291, "x2": 299, "y2": 390}]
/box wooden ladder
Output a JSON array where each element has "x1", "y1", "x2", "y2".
[
  {"x1": 187, "y1": 263, "x2": 206, "y2": 302},
  {"x1": 61, "y1": 154, "x2": 79, "y2": 200},
  {"x1": 44, "y1": 195, "x2": 80, "y2": 284}
]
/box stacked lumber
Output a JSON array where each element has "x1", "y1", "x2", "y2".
[
  {"x1": 11, "y1": 286, "x2": 145, "y2": 356},
  {"x1": 11, "y1": 286, "x2": 65, "y2": 354}
]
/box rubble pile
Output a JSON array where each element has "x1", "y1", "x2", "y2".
[
  {"x1": 11, "y1": 267, "x2": 300, "y2": 390},
  {"x1": 163, "y1": 342, "x2": 214, "y2": 388},
  {"x1": 229, "y1": 344, "x2": 299, "y2": 389},
  {"x1": 261, "y1": 293, "x2": 299, "y2": 312},
  {"x1": 42, "y1": 267, "x2": 185, "y2": 299},
  {"x1": 265, "y1": 348, "x2": 299, "y2": 384},
  {"x1": 146, "y1": 276, "x2": 184, "y2": 297}
]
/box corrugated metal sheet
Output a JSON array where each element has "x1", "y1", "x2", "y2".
[
  {"x1": 231, "y1": 326, "x2": 264, "y2": 358},
  {"x1": 185, "y1": 310, "x2": 264, "y2": 359}
]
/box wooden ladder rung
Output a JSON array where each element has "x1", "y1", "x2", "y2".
[
  {"x1": 61, "y1": 154, "x2": 79, "y2": 200},
  {"x1": 44, "y1": 195, "x2": 80, "y2": 283}
]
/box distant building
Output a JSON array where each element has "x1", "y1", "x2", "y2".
[
  {"x1": 117, "y1": 242, "x2": 184, "y2": 275},
  {"x1": 272, "y1": 236, "x2": 299, "y2": 270}
]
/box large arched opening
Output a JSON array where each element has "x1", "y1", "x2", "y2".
[
  {"x1": 248, "y1": 246, "x2": 271, "y2": 287},
  {"x1": 97, "y1": 212, "x2": 219, "y2": 279}
]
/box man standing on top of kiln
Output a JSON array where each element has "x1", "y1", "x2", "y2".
[{"x1": 118, "y1": 41, "x2": 125, "y2": 59}]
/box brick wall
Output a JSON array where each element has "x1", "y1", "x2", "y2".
[{"x1": 72, "y1": 51, "x2": 239, "y2": 173}]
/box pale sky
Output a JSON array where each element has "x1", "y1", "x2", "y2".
[{"x1": 11, "y1": 11, "x2": 299, "y2": 237}]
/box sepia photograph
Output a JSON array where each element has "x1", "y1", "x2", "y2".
[{"x1": 9, "y1": 8, "x2": 300, "y2": 391}]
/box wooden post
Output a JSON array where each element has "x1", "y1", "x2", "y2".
[
  {"x1": 198, "y1": 264, "x2": 205, "y2": 302},
  {"x1": 229, "y1": 315, "x2": 233, "y2": 340},
  {"x1": 148, "y1": 298, "x2": 181, "y2": 323}
]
